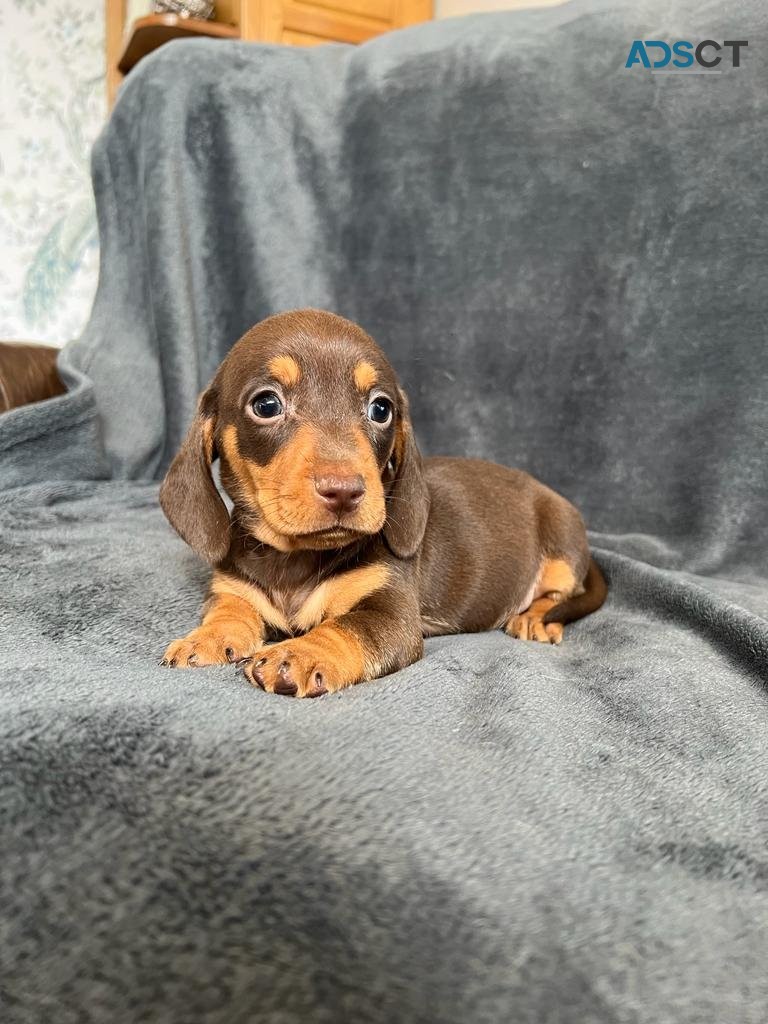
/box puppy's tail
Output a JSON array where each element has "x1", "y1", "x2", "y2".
[{"x1": 543, "y1": 556, "x2": 607, "y2": 626}]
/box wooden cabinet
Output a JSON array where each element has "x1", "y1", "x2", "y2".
[
  {"x1": 222, "y1": 0, "x2": 431, "y2": 46},
  {"x1": 107, "y1": 0, "x2": 433, "y2": 104}
]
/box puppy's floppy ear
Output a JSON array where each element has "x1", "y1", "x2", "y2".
[
  {"x1": 383, "y1": 388, "x2": 430, "y2": 559},
  {"x1": 159, "y1": 388, "x2": 231, "y2": 564}
]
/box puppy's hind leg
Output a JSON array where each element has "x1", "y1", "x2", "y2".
[
  {"x1": 505, "y1": 556, "x2": 607, "y2": 645},
  {"x1": 505, "y1": 596, "x2": 564, "y2": 645},
  {"x1": 504, "y1": 558, "x2": 579, "y2": 645}
]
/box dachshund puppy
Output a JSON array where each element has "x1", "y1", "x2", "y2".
[{"x1": 160, "y1": 309, "x2": 606, "y2": 697}]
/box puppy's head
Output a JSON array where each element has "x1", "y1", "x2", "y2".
[{"x1": 160, "y1": 309, "x2": 429, "y2": 563}]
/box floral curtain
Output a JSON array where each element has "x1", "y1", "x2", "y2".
[{"x1": 0, "y1": 0, "x2": 105, "y2": 346}]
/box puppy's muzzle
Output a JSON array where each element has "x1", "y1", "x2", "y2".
[{"x1": 314, "y1": 474, "x2": 366, "y2": 516}]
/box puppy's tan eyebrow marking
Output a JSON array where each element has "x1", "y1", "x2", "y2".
[
  {"x1": 354, "y1": 361, "x2": 378, "y2": 392},
  {"x1": 268, "y1": 354, "x2": 301, "y2": 387}
]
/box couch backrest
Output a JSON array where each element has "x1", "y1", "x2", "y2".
[{"x1": 59, "y1": 0, "x2": 767, "y2": 568}]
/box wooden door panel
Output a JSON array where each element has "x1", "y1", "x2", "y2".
[
  {"x1": 282, "y1": 28, "x2": 332, "y2": 45},
  {"x1": 309, "y1": 0, "x2": 394, "y2": 23},
  {"x1": 281, "y1": 1, "x2": 386, "y2": 43}
]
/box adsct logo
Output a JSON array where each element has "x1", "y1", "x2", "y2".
[{"x1": 625, "y1": 40, "x2": 748, "y2": 73}]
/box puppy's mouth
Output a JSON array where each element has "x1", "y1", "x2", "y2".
[
  {"x1": 252, "y1": 483, "x2": 386, "y2": 551},
  {"x1": 290, "y1": 524, "x2": 367, "y2": 550},
  {"x1": 307, "y1": 525, "x2": 358, "y2": 537}
]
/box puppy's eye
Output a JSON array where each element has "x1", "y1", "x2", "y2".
[
  {"x1": 250, "y1": 390, "x2": 284, "y2": 420},
  {"x1": 367, "y1": 397, "x2": 393, "y2": 426}
]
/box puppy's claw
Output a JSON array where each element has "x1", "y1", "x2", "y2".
[
  {"x1": 274, "y1": 679, "x2": 298, "y2": 696},
  {"x1": 248, "y1": 666, "x2": 266, "y2": 690},
  {"x1": 545, "y1": 622, "x2": 563, "y2": 645},
  {"x1": 306, "y1": 671, "x2": 328, "y2": 698}
]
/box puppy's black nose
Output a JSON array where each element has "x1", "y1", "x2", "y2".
[{"x1": 314, "y1": 475, "x2": 365, "y2": 515}]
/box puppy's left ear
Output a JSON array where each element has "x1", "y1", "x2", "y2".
[
  {"x1": 383, "y1": 389, "x2": 430, "y2": 559},
  {"x1": 159, "y1": 388, "x2": 231, "y2": 564}
]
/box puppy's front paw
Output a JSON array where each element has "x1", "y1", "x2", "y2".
[
  {"x1": 243, "y1": 639, "x2": 332, "y2": 697},
  {"x1": 161, "y1": 624, "x2": 262, "y2": 667},
  {"x1": 242, "y1": 625, "x2": 368, "y2": 697}
]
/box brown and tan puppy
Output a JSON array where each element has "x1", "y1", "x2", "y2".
[{"x1": 160, "y1": 309, "x2": 606, "y2": 697}]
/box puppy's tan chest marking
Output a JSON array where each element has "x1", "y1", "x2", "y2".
[
  {"x1": 211, "y1": 571, "x2": 291, "y2": 632},
  {"x1": 291, "y1": 562, "x2": 391, "y2": 632},
  {"x1": 213, "y1": 564, "x2": 391, "y2": 636}
]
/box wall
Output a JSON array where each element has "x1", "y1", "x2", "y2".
[
  {"x1": 436, "y1": 0, "x2": 563, "y2": 16},
  {"x1": 0, "y1": 0, "x2": 106, "y2": 346}
]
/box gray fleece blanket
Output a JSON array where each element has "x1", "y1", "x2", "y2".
[{"x1": 2, "y1": 1, "x2": 767, "y2": 1021}]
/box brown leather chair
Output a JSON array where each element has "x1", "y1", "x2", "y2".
[{"x1": 0, "y1": 342, "x2": 66, "y2": 413}]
